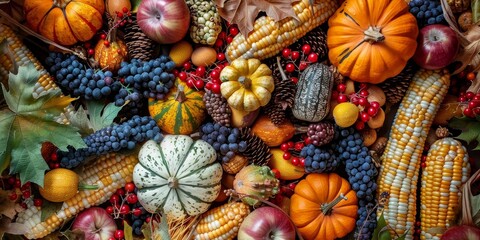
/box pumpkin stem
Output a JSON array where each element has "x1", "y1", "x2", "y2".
[
  {"x1": 53, "y1": 0, "x2": 71, "y2": 8},
  {"x1": 321, "y1": 193, "x2": 347, "y2": 215},
  {"x1": 168, "y1": 177, "x2": 178, "y2": 188},
  {"x1": 238, "y1": 76, "x2": 252, "y2": 89},
  {"x1": 364, "y1": 26, "x2": 385, "y2": 43},
  {"x1": 175, "y1": 85, "x2": 187, "y2": 103}
]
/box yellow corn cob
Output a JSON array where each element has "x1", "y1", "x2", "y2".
[
  {"x1": 0, "y1": 23, "x2": 72, "y2": 124},
  {"x1": 376, "y1": 68, "x2": 450, "y2": 240},
  {"x1": 15, "y1": 153, "x2": 139, "y2": 239},
  {"x1": 225, "y1": 0, "x2": 337, "y2": 61},
  {"x1": 420, "y1": 137, "x2": 470, "y2": 240},
  {"x1": 222, "y1": 155, "x2": 248, "y2": 174},
  {"x1": 193, "y1": 201, "x2": 251, "y2": 240}
]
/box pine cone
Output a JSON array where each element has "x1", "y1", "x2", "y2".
[
  {"x1": 203, "y1": 89, "x2": 231, "y2": 126},
  {"x1": 379, "y1": 61, "x2": 417, "y2": 104},
  {"x1": 307, "y1": 122, "x2": 335, "y2": 146},
  {"x1": 263, "y1": 103, "x2": 287, "y2": 125},
  {"x1": 123, "y1": 14, "x2": 157, "y2": 61},
  {"x1": 239, "y1": 127, "x2": 272, "y2": 166}
]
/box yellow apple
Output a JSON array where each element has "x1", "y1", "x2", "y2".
[{"x1": 268, "y1": 148, "x2": 305, "y2": 180}]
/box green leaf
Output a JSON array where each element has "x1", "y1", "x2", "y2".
[
  {"x1": 396, "y1": 229, "x2": 410, "y2": 240},
  {"x1": 449, "y1": 116, "x2": 480, "y2": 150},
  {"x1": 157, "y1": 214, "x2": 171, "y2": 240},
  {"x1": 141, "y1": 222, "x2": 152, "y2": 240},
  {"x1": 372, "y1": 212, "x2": 392, "y2": 240},
  {"x1": 124, "y1": 221, "x2": 133, "y2": 240},
  {"x1": 473, "y1": 0, "x2": 480, "y2": 23},
  {"x1": 0, "y1": 64, "x2": 85, "y2": 186},
  {"x1": 40, "y1": 201, "x2": 63, "y2": 222},
  {"x1": 66, "y1": 105, "x2": 93, "y2": 136},
  {"x1": 87, "y1": 101, "x2": 123, "y2": 132}
]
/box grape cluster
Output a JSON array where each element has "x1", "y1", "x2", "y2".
[
  {"x1": 333, "y1": 127, "x2": 377, "y2": 240},
  {"x1": 408, "y1": 0, "x2": 445, "y2": 27},
  {"x1": 59, "y1": 115, "x2": 163, "y2": 169},
  {"x1": 45, "y1": 52, "x2": 122, "y2": 100},
  {"x1": 116, "y1": 57, "x2": 176, "y2": 106},
  {"x1": 300, "y1": 144, "x2": 339, "y2": 173},
  {"x1": 199, "y1": 122, "x2": 247, "y2": 162}
]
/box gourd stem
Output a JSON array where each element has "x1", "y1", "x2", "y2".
[
  {"x1": 321, "y1": 193, "x2": 347, "y2": 215},
  {"x1": 364, "y1": 26, "x2": 385, "y2": 43},
  {"x1": 175, "y1": 85, "x2": 187, "y2": 103},
  {"x1": 238, "y1": 76, "x2": 252, "y2": 89},
  {"x1": 168, "y1": 177, "x2": 178, "y2": 188},
  {"x1": 276, "y1": 56, "x2": 288, "y2": 81},
  {"x1": 54, "y1": 0, "x2": 71, "y2": 8},
  {"x1": 78, "y1": 184, "x2": 99, "y2": 190}
]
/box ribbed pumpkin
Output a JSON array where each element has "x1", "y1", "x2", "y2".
[
  {"x1": 148, "y1": 79, "x2": 206, "y2": 135},
  {"x1": 220, "y1": 58, "x2": 274, "y2": 112},
  {"x1": 327, "y1": 0, "x2": 418, "y2": 84},
  {"x1": 290, "y1": 173, "x2": 358, "y2": 240},
  {"x1": 24, "y1": 0, "x2": 104, "y2": 46},
  {"x1": 133, "y1": 137, "x2": 223, "y2": 219},
  {"x1": 292, "y1": 63, "x2": 334, "y2": 122}
]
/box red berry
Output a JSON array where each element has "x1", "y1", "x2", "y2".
[
  {"x1": 459, "y1": 96, "x2": 467, "y2": 102},
  {"x1": 469, "y1": 100, "x2": 478, "y2": 108},
  {"x1": 214, "y1": 38, "x2": 224, "y2": 48},
  {"x1": 120, "y1": 204, "x2": 130, "y2": 215},
  {"x1": 117, "y1": 12, "x2": 124, "y2": 18},
  {"x1": 186, "y1": 78, "x2": 195, "y2": 88},
  {"x1": 210, "y1": 69, "x2": 220, "y2": 79},
  {"x1": 421, "y1": 162, "x2": 427, "y2": 168},
  {"x1": 20, "y1": 202, "x2": 27, "y2": 209},
  {"x1": 178, "y1": 72, "x2": 187, "y2": 81},
  {"x1": 421, "y1": 155, "x2": 427, "y2": 163},
  {"x1": 301, "y1": 44, "x2": 311, "y2": 54},
  {"x1": 464, "y1": 107, "x2": 475, "y2": 117},
  {"x1": 466, "y1": 91, "x2": 475, "y2": 99},
  {"x1": 294, "y1": 142, "x2": 304, "y2": 151},
  {"x1": 126, "y1": 194, "x2": 138, "y2": 204},
  {"x1": 359, "y1": 83, "x2": 368, "y2": 89},
  {"x1": 218, "y1": 31, "x2": 226, "y2": 39},
  {"x1": 287, "y1": 141, "x2": 295, "y2": 148},
  {"x1": 106, "y1": 206, "x2": 115, "y2": 215},
  {"x1": 299, "y1": 62, "x2": 308, "y2": 71},
  {"x1": 216, "y1": 52, "x2": 226, "y2": 61},
  {"x1": 307, "y1": 53, "x2": 318, "y2": 63},
  {"x1": 228, "y1": 26, "x2": 239, "y2": 36},
  {"x1": 172, "y1": 69, "x2": 179, "y2": 77},
  {"x1": 288, "y1": 182, "x2": 296, "y2": 190},
  {"x1": 8, "y1": 177, "x2": 15, "y2": 185},
  {"x1": 337, "y1": 94, "x2": 348, "y2": 103},
  {"x1": 336, "y1": 83, "x2": 346, "y2": 93},
  {"x1": 114, "y1": 230, "x2": 124, "y2": 239},
  {"x1": 474, "y1": 96, "x2": 480, "y2": 101},
  {"x1": 271, "y1": 168, "x2": 281, "y2": 179},
  {"x1": 304, "y1": 137, "x2": 312, "y2": 145},
  {"x1": 226, "y1": 36, "x2": 233, "y2": 44},
  {"x1": 285, "y1": 63, "x2": 295, "y2": 73},
  {"x1": 87, "y1": 49, "x2": 95, "y2": 55},
  {"x1": 100, "y1": 33, "x2": 107, "y2": 40},
  {"x1": 53, "y1": 163, "x2": 60, "y2": 169},
  {"x1": 280, "y1": 143, "x2": 289, "y2": 151},
  {"x1": 370, "y1": 101, "x2": 380, "y2": 109},
  {"x1": 299, "y1": 158, "x2": 305, "y2": 167},
  {"x1": 196, "y1": 66, "x2": 206, "y2": 77},
  {"x1": 205, "y1": 82, "x2": 213, "y2": 90},
  {"x1": 22, "y1": 182, "x2": 31, "y2": 189},
  {"x1": 367, "y1": 107, "x2": 378, "y2": 117},
  {"x1": 360, "y1": 112, "x2": 370, "y2": 122},
  {"x1": 33, "y1": 198, "x2": 43, "y2": 207},
  {"x1": 9, "y1": 192, "x2": 17, "y2": 201},
  {"x1": 291, "y1": 51, "x2": 300, "y2": 60},
  {"x1": 104, "y1": 40, "x2": 110, "y2": 47},
  {"x1": 290, "y1": 77, "x2": 298, "y2": 84},
  {"x1": 282, "y1": 48, "x2": 291, "y2": 58},
  {"x1": 194, "y1": 79, "x2": 205, "y2": 89},
  {"x1": 116, "y1": 188, "x2": 125, "y2": 196},
  {"x1": 110, "y1": 194, "x2": 120, "y2": 204},
  {"x1": 211, "y1": 83, "x2": 221, "y2": 94},
  {"x1": 291, "y1": 157, "x2": 300, "y2": 166},
  {"x1": 183, "y1": 62, "x2": 191, "y2": 70},
  {"x1": 15, "y1": 179, "x2": 21, "y2": 188},
  {"x1": 350, "y1": 95, "x2": 359, "y2": 105},
  {"x1": 22, "y1": 191, "x2": 31, "y2": 199},
  {"x1": 132, "y1": 208, "x2": 142, "y2": 217},
  {"x1": 467, "y1": 72, "x2": 476, "y2": 81},
  {"x1": 355, "y1": 121, "x2": 365, "y2": 130},
  {"x1": 359, "y1": 89, "x2": 369, "y2": 97},
  {"x1": 283, "y1": 151, "x2": 291, "y2": 160},
  {"x1": 122, "y1": 7, "x2": 129, "y2": 13},
  {"x1": 358, "y1": 97, "x2": 369, "y2": 107},
  {"x1": 84, "y1": 42, "x2": 91, "y2": 49},
  {"x1": 474, "y1": 107, "x2": 480, "y2": 115}
]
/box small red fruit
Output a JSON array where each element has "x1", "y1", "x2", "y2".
[
  {"x1": 280, "y1": 143, "x2": 289, "y2": 151},
  {"x1": 271, "y1": 168, "x2": 281, "y2": 179},
  {"x1": 9, "y1": 192, "x2": 17, "y2": 201},
  {"x1": 125, "y1": 182, "x2": 135, "y2": 192},
  {"x1": 229, "y1": 26, "x2": 239, "y2": 36},
  {"x1": 291, "y1": 157, "x2": 300, "y2": 166},
  {"x1": 355, "y1": 121, "x2": 365, "y2": 130},
  {"x1": 282, "y1": 48, "x2": 291, "y2": 58},
  {"x1": 290, "y1": 77, "x2": 298, "y2": 84},
  {"x1": 467, "y1": 72, "x2": 476, "y2": 81},
  {"x1": 367, "y1": 107, "x2": 378, "y2": 117},
  {"x1": 87, "y1": 49, "x2": 95, "y2": 55},
  {"x1": 100, "y1": 33, "x2": 107, "y2": 40},
  {"x1": 307, "y1": 53, "x2": 318, "y2": 62},
  {"x1": 114, "y1": 230, "x2": 124, "y2": 239},
  {"x1": 299, "y1": 62, "x2": 308, "y2": 71},
  {"x1": 285, "y1": 63, "x2": 295, "y2": 73},
  {"x1": 283, "y1": 151, "x2": 291, "y2": 160},
  {"x1": 109, "y1": 194, "x2": 120, "y2": 204},
  {"x1": 294, "y1": 142, "x2": 304, "y2": 151},
  {"x1": 120, "y1": 204, "x2": 130, "y2": 215},
  {"x1": 211, "y1": 83, "x2": 221, "y2": 93},
  {"x1": 337, "y1": 94, "x2": 348, "y2": 103},
  {"x1": 301, "y1": 44, "x2": 311, "y2": 54},
  {"x1": 116, "y1": 188, "x2": 125, "y2": 197},
  {"x1": 226, "y1": 36, "x2": 233, "y2": 44},
  {"x1": 33, "y1": 198, "x2": 43, "y2": 207},
  {"x1": 360, "y1": 112, "x2": 370, "y2": 122},
  {"x1": 370, "y1": 101, "x2": 380, "y2": 109},
  {"x1": 217, "y1": 52, "x2": 226, "y2": 61},
  {"x1": 359, "y1": 89, "x2": 369, "y2": 97},
  {"x1": 196, "y1": 66, "x2": 206, "y2": 77},
  {"x1": 336, "y1": 83, "x2": 346, "y2": 93},
  {"x1": 214, "y1": 38, "x2": 224, "y2": 48},
  {"x1": 106, "y1": 206, "x2": 115, "y2": 215},
  {"x1": 291, "y1": 51, "x2": 300, "y2": 60},
  {"x1": 186, "y1": 78, "x2": 195, "y2": 88},
  {"x1": 195, "y1": 79, "x2": 205, "y2": 89}
]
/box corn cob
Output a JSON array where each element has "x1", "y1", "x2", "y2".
[
  {"x1": 186, "y1": 0, "x2": 222, "y2": 46},
  {"x1": 0, "y1": 23, "x2": 71, "y2": 124},
  {"x1": 420, "y1": 137, "x2": 470, "y2": 240},
  {"x1": 225, "y1": 0, "x2": 337, "y2": 61},
  {"x1": 222, "y1": 155, "x2": 248, "y2": 174},
  {"x1": 15, "y1": 153, "x2": 138, "y2": 239},
  {"x1": 376, "y1": 68, "x2": 450, "y2": 240},
  {"x1": 192, "y1": 201, "x2": 251, "y2": 240}
]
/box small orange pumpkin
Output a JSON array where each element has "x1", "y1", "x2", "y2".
[
  {"x1": 290, "y1": 173, "x2": 358, "y2": 240},
  {"x1": 24, "y1": 0, "x2": 105, "y2": 46},
  {"x1": 327, "y1": 0, "x2": 418, "y2": 84},
  {"x1": 94, "y1": 38, "x2": 128, "y2": 73}
]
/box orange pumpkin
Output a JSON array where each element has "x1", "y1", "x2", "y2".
[
  {"x1": 24, "y1": 0, "x2": 105, "y2": 46},
  {"x1": 290, "y1": 173, "x2": 358, "y2": 240},
  {"x1": 94, "y1": 38, "x2": 128, "y2": 73},
  {"x1": 327, "y1": 0, "x2": 418, "y2": 84}
]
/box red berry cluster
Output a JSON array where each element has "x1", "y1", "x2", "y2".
[
  {"x1": 332, "y1": 83, "x2": 381, "y2": 130},
  {"x1": 106, "y1": 182, "x2": 140, "y2": 218},
  {"x1": 458, "y1": 91, "x2": 480, "y2": 118},
  {"x1": 1, "y1": 177, "x2": 43, "y2": 208},
  {"x1": 214, "y1": 24, "x2": 240, "y2": 50},
  {"x1": 173, "y1": 60, "x2": 229, "y2": 92},
  {"x1": 281, "y1": 44, "x2": 320, "y2": 83},
  {"x1": 413, "y1": 221, "x2": 422, "y2": 240},
  {"x1": 279, "y1": 140, "x2": 307, "y2": 167},
  {"x1": 41, "y1": 142, "x2": 60, "y2": 169}
]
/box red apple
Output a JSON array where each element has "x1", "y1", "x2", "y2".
[
  {"x1": 136, "y1": 0, "x2": 190, "y2": 44},
  {"x1": 413, "y1": 24, "x2": 459, "y2": 70},
  {"x1": 238, "y1": 206, "x2": 296, "y2": 240},
  {"x1": 441, "y1": 225, "x2": 480, "y2": 240},
  {"x1": 71, "y1": 207, "x2": 117, "y2": 240}
]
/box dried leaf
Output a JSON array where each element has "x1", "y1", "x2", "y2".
[
  {"x1": 215, "y1": 0, "x2": 299, "y2": 36},
  {"x1": 449, "y1": 116, "x2": 480, "y2": 150},
  {"x1": 433, "y1": 94, "x2": 463, "y2": 125},
  {"x1": 124, "y1": 221, "x2": 133, "y2": 240},
  {"x1": 61, "y1": 229, "x2": 85, "y2": 240},
  {"x1": 473, "y1": 0, "x2": 480, "y2": 23},
  {"x1": 0, "y1": 217, "x2": 28, "y2": 236},
  {"x1": 0, "y1": 190, "x2": 17, "y2": 219}
]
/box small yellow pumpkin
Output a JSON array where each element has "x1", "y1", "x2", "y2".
[{"x1": 220, "y1": 58, "x2": 274, "y2": 112}]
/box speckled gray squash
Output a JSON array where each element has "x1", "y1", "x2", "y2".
[
  {"x1": 292, "y1": 63, "x2": 334, "y2": 122},
  {"x1": 133, "y1": 135, "x2": 222, "y2": 220}
]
